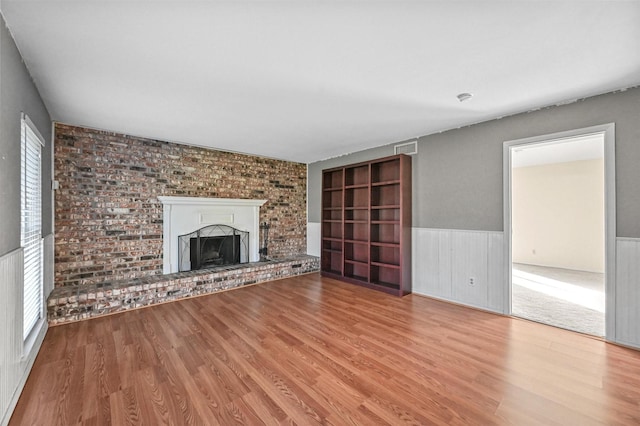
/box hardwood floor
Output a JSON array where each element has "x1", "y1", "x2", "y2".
[{"x1": 10, "y1": 273, "x2": 640, "y2": 425}]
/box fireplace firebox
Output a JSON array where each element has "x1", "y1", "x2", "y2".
[{"x1": 178, "y1": 225, "x2": 249, "y2": 272}]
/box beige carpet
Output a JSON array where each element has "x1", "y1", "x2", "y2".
[{"x1": 512, "y1": 263, "x2": 605, "y2": 337}]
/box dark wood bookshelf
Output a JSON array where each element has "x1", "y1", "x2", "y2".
[{"x1": 320, "y1": 154, "x2": 412, "y2": 296}]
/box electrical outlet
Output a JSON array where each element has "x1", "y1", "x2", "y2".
[{"x1": 469, "y1": 277, "x2": 475, "y2": 286}]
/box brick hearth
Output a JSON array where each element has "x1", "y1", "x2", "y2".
[{"x1": 47, "y1": 255, "x2": 319, "y2": 325}]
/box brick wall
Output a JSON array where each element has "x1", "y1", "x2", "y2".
[{"x1": 54, "y1": 123, "x2": 307, "y2": 288}]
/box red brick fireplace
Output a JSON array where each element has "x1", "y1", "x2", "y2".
[{"x1": 53, "y1": 123, "x2": 308, "y2": 289}]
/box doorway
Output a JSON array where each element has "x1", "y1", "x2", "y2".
[{"x1": 504, "y1": 124, "x2": 615, "y2": 339}]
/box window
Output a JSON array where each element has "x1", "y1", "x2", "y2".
[{"x1": 21, "y1": 114, "x2": 45, "y2": 340}]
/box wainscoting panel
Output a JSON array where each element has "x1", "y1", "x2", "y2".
[
  {"x1": 615, "y1": 238, "x2": 640, "y2": 348},
  {"x1": 412, "y1": 228, "x2": 505, "y2": 314},
  {"x1": 411, "y1": 229, "x2": 426, "y2": 294},
  {"x1": 307, "y1": 222, "x2": 321, "y2": 257},
  {"x1": 413, "y1": 229, "x2": 450, "y2": 298},
  {"x1": 436, "y1": 230, "x2": 453, "y2": 299},
  {"x1": 487, "y1": 233, "x2": 506, "y2": 312},
  {"x1": 0, "y1": 248, "x2": 23, "y2": 425},
  {"x1": 451, "y1": 231, "x2": 488, "y2": 307},
  {"x1": 0, "y1": 237, "x2": 52, "y2": 425}
]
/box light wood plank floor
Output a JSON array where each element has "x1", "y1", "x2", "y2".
[{"x1": 10, "y1": 273, "x2": 640, "y2": 425}]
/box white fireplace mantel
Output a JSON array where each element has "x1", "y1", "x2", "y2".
[{"x1": 158, "y1": 196, "x2": 267, "y2": 274}]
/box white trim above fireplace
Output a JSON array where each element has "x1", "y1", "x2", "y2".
[{"x1": 158, "y1": 196, "x2": 267, "y2": 274}]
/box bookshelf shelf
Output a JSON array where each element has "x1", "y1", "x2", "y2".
[{"x1": 320, "y1": 154, "x2": 411, "y2": 296}]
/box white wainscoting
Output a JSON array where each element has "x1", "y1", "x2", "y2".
[
  {"x1": 412, "y1": 228, "x2": 505, "y2": 314},
  {"x1": 0, "y1": 248, "x2": 23, "y2": 425},
  {"x1": 0, "y1": 235, "x2": 52, "y2": 425},
  {"x1": 615, "y1": 238, "x2": 640, "y2": 349},
  {"x1": 307, "y1": 222, "x2": 321, "y2": 257}
]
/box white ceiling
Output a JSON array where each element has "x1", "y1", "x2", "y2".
[
  {"x1": 512, "y1": 133, "x2": 604, "y2": 168},
  {"x1": 1, "y1": 1, "x2": 639, "y2": 164}
]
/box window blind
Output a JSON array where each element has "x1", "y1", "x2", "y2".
[{"x1": 21, "y1": 115, "x2": 44, "y2": 340}]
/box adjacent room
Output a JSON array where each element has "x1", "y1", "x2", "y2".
[
  {"x1": 1, "y1": 1, "x2": 640, "y2": 425},
  {"x1": 510, "y1": 134, "x2": 606, "y2": 337}
]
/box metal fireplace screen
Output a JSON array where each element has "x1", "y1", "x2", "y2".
[{"x1": 178, "y1": 224, "x2": 249, "y2": 272}]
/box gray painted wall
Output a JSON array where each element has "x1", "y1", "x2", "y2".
[
  {"x1": 0, "y1": 13, "x2": 52, "y2": 256},
  {"x1": 0, "y1": 13, "x2": 52, "y2": 424},
  {"x1": 309, "y1": 87, "x2": 640, "y2": 237}
]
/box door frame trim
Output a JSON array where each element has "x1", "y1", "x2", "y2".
[{"x1": 503, "y1": 123, "x2": 616, "y2": 340}]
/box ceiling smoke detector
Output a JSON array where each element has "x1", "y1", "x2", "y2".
[{"x1": 457, "y1": 93, "x2": 473, "y2": 102}]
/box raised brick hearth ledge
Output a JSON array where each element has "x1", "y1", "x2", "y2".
[{"x1": 48, "y1": 255, "x2": 319, "y2": 325}]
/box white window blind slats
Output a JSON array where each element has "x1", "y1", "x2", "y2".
[
  {"x1": 23, "y1": 242, "x2": 42, "y2": 336},
  {"x1": 23, "y1": 256, "x2": 40, "y2": 275},
  {"x1": 21, "y1": 115, "x2": 44, "y2": 340}
]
